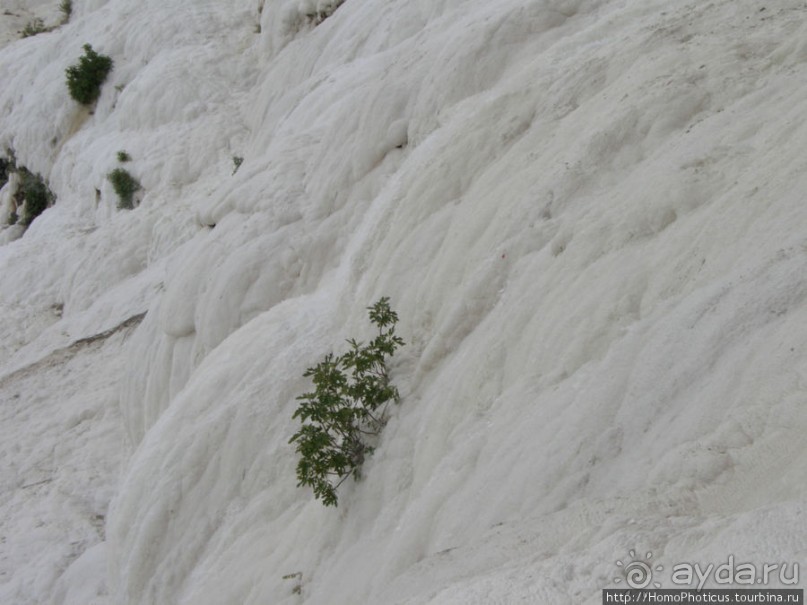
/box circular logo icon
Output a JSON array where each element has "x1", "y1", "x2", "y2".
[{"x1": 614, "y1": 550, "x2": 663, "y2": 589}]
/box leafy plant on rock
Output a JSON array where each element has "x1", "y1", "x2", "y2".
[
  {"x1": 107, "y1": 167, "x2": 141, "y2": 209},
  {"x1": 231, "y1": 155, "x2": 243, "y2": 175},
  {"x1": 16, "y1": 168, "x2": 54, "y2": 226},
  {"x1": 305, "y1": 0, "x2": 346, "y2": 25},
  {"x1": 65, "y1": 44, "x2": 113, "y2": 105},
  {"x1": 21, "y1": 18, "x2": 49, "y2": 38},
  {"x1": 290, "y1": 297, "x2": 405, "y2": 506},
  {"x1": 0, "y1": 157, "x2": 11, "y2": 190},
  {"x1": 59, "y1": 0, "x2": 73, "y2": 23}
]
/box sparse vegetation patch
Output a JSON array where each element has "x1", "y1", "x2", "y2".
[
  {"x1": 59, "y1": 0, "x2": 72, "y2": 23},
  {"x1": 107, "y1": 168, "x2": 141, "y2": 209},
  {"x1": 15, "y1": 168, "x2": 55, "y2": 226},
  {"x1": 305, "y1": 0, "x2": 346, "y2": 25},
  {"x1": 0, "y1": 157, "x2": 11, "y2": 190},
  {"x1": 65, "y1": 44, "x2": 113, "y2": 105},
  {"x1": 21, "y1": 18, "x2": 49, "y2": 38},
  {"x1": 290, "y1": 297, "x2": 404, "y2": 506}
]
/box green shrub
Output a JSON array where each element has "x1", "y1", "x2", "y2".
[
  {"x1": 117, "y1": 150, "x2": 131, "y2": 162},
  {"x1": 0, "y1": 157, "x2": 11, "y2": 190},
  {"x1": 305, "y1": 0, "x2": 346, "y2": 25},
  {"x1": 16, "y1": 168, "x2": 54, "y2": 226},
  {"x1": 59, "y1": 0, "x2": 73, "y2": 23},
  {"x1": 107, "y1": 168, "x2": 141, "y2": 209},
  {"x1": 290, "y1": 298, "x2": 405, "y2": 506},
  {"x1": 65, "y1": 44, "x2": 113, "y2": 105},
  {"x1": 21, "y1": 18, "x2": 49, "y2": 38}
]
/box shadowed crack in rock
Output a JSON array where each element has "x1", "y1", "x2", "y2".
[{"x1": 0, "y1": 312, "x2": 146, "y2": 386}]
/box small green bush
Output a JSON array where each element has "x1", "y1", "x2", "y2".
[
  {"x1": 231, "y1": 156, "x2": 243, "y2": 175},
  {"x1": 16, "y1": 168, "x2": 54, "y2": 226},
  {"x1": 290, "y1": 297, "x2": 405, "y2": 506},
  {"x1": 65, "y1": 44, "x2": 113, "y2": 105},
  {"x1": 305, "y1": 0, "x2": 346, "y2": 25},
  {"x1": 59, "y1": 0, "x2": 73, "y2": 23},
  {"x1": 21, "y1": 18, "x2": 49, "y2": 38},
  {"x1": 117, "y1": 150, "x2": 131, "y2": 162},
  {"x1": 0, "y1": 157, "x2": 11, "y2": 190},
  {"x1": 107, "y1": 168, "x2": 141, "y2": 209}
]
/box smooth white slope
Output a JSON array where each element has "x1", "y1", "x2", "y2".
[
  {"x1": 0, "y1": 328, "x2": 130, "y2": 605},
  {"x1": 0, "y1": 0, "x2": 806, "y2": 603}
]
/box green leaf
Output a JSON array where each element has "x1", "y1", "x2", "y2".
[{"x1": 289, "y1": 298, "x2": 405, "y2": 507}]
